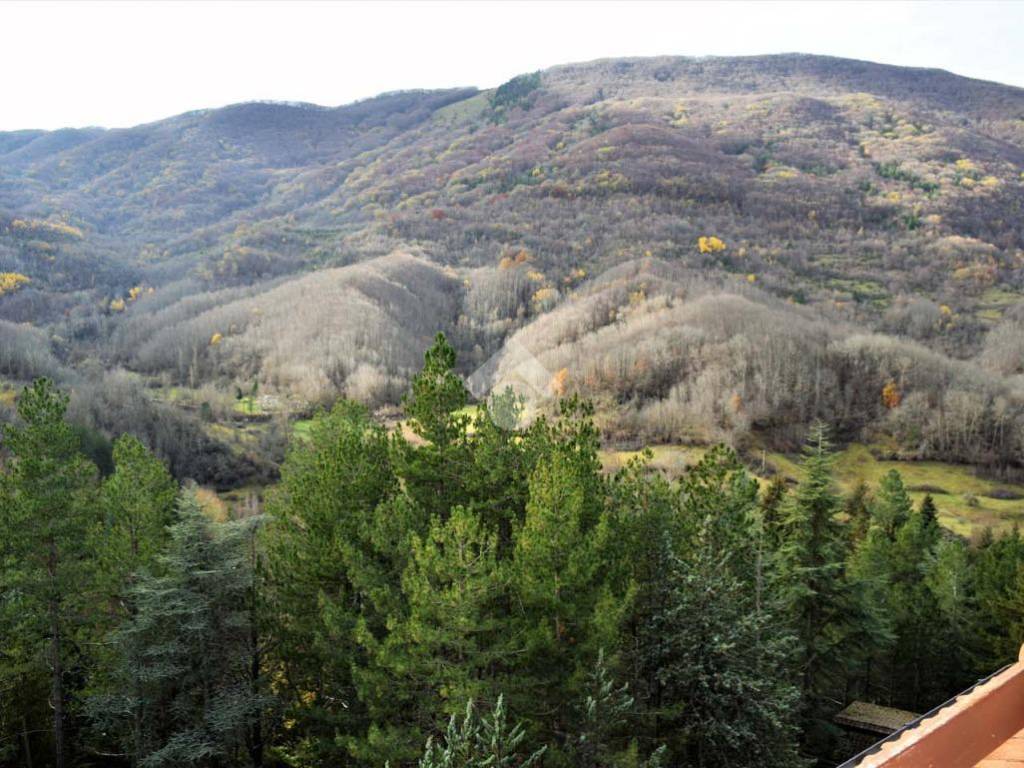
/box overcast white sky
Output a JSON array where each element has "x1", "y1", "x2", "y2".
[{"x1": 2, "y1": 0, "x2": 1022, "y2": 131}]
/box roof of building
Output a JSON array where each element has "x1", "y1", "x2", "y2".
[
  {"x1": 976, "y1": 728, "x2": 1024, "y2": 767},
  {"x1": 839, "y1": 646, "x2": 1024, "y2": 768},
  {"x1": 835, "y1": 702, "x2": 921, "y2": 736}
]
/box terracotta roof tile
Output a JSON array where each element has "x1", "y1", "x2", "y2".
[
  {"x1": 841, "y1": 646, "x2": 1024, "y2": 768},
  {"x1": 976, "y1": 728, "x2": 1024, "y2": 766}
]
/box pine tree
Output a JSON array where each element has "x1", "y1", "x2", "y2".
[
  {"x1": 779, "y1": 423, "x2": 854, "y2": 758},
  {"x1": 0, "y1": 379, "x2": 99, "y2": 768},
  {"x1": 643, "y1": 546, "x2": 804, "y2": 768},
  {"x1": 843, "y1": 481, "x2": 872, "y2": 545},
  {"x1": 415, "y1": 696, "x2": 545, "y2": 768},
  {"x1": 761, "y1": 475, "x2": 790, "y2": 548},
  {"x1": 846, "y1": 527, "x2": 897, "y2": 702},
  {"x1": 84, "y1": 434, "x2": 179, "y2": 762},
  {"x1": 873, "y1": 470, "x2": 913, "y2": 540},
  {"x1": 355, "y1": 506, "x2": 510, "y2": 765},
  {"x1": 96, "y1": 434, "x2": 177, "y2": 607},
  {"x1": 923, "y1": 537, "x2": 974, "y2": 698},
  {"x1": 970, "y1": 527, "x2": 1024, "y2": 670},
  {"x1": 887, "y1": 495, "x2": 943, "y2": 708},
  {"x1": 847, "y1": 473, "x2": 947, "y2": 711},
  {"x1": 510, "y1": 441, "x2": 623, "y2": 750},
  {"x1": 572, "y1": 649, "x2": 634, "y2": 768},
  {"x1": 918, "y1": 494, "x2": 939, "y2": 529},
  {"x1": 88, "y1": 487, "x2": 265, "y2": 767},
  {"x1": 262, "y1": 399, "x2": 401, "y2": 766},
  {"x1": 607, "y1": 454, "x2": 680, "y2": 758},
  {"x1": 680, "y1": 446, "x2": 760, "y2": 575},
  {"x1": 396, "y1": 332, "x2": 473, "y2": 522},
  {"x1": 570, "y1": 648, "x2": 666, "y2": 768},
  {"x1": 465, "y1": 389, "x2": 546, "y2": 557}
]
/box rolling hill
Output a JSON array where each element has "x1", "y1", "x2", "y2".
[{"x1": 2, "y1": 53, "x2": 1024, "y2": 490}]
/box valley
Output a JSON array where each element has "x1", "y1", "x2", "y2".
[{"x1": 3, "y1": 49, "x2": 1024, "y2": 767}]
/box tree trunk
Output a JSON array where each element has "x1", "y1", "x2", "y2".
[
  {"x1": 50, "y1": 600, "x2": 65, "y2": 768},
  {"x1": 247, "y1": 508, "x2": 264, "y2": 768},
  {"x1": 249, "y1": 620, "x2": 263, "y2": 768},
  {"x1": 47, "y1": 541, "x2": 65, "y2": 768},
  {"x1": 20, "y1": 715, "x2": 34, "y2": 768}
]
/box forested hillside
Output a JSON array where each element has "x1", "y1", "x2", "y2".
[
  {"x1": 2, "y1": 53, "x2": 1024, "y2": 484},
  {"x1": 4, "y1": 342, "x2": 1024, "y2": 768}
]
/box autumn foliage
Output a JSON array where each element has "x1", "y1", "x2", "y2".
[
  {"x1": 0, "y1": 272, "x2": 30, "y2": 296},
  {"x1": 698, "y1": 236, "x2": 727, "y2": 254},
  {"x1": 881, "y1": 380, "x2": 903, "y2": 409}
]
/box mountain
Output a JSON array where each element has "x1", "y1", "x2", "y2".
[{"x1": 2, "y1": 54, "x2": 1024, "y2": 485}]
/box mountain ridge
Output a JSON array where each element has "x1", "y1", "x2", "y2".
[{"x1": 6, "y1": 53, "x2": 1024, "y2": 138}]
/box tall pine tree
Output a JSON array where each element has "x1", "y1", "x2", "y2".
[
  {"x1": 262, "y1": 399, "x2": 401, "y2": 766},
  {"x1": 779, "y1": 424, "x2": 855, "y2": 759},
  {"x1": 89, "y1": 487, "x2": 265, "y2": 767},
  {"x1": 0, "y1": 379, "x2": 98, "y2": 768}
]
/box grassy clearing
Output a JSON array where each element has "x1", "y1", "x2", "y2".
[
  {"x1": 233, "y1": 396, "x2": 263, "y2": 416},
  {"x1": 433, "y1": 92, "x2": 489, "y2": 125},
  {"x1": 766, "y1": 443, "x2": 1024, "y2": 538},
  {"x1": 292, "y1": 418, "x2": 314, "y2": 440},
  {"x1": 600, "y1": 441, "x2": 1024, "y2": 538},
  {"x1": 0, "y1": 383, "x2": 17, "y2": 408},
  {"x1": 601, "y1": 445, "x2": 710, "y2": 476},
  {"x1": 975, "y1": 286, "x2": 1023, "y2": 323},
  {"x1": 979, "y1": 286, "x2": 1024, "y2": 307}
]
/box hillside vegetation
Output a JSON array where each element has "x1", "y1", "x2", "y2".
[
  {"x1": 6, "y1": 342, "x2": 1024, "y2": 768},
  {"x1": 2, "y1": 54, "x2": 1024, "y2": 487},
  {"x1": 5, "y1": 343, "x2": 1024, "y2": 768}
]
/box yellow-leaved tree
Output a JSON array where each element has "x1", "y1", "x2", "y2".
[
  {"x1": 698, "y1": 236, "x2": 726, "y2": 254},
  {"x1": 0, "y1": 272, "x2": 31, "y2": 296}
]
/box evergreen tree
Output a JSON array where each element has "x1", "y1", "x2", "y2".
[
  {"x1": 622, "y1": 448, "x2": 804, "y2": 767},
  {"x1": 84, "y1": 434, "x2": 179, "y2": 761},
  {"x1": 847, "y1": 475, "x2": 947, "y2": 711},
  {"x1": 262, "y1": 400, "x2": 401, "y2": 766},
  {"x1": 572, "y1": 649, "x2": 633, "y2": 768},
  {"x1": 887, "y1": 495, "x2": 942, "y2": 708},
  {"x1": 923, "y1": 537, "x2": 974, "y2": 698},
  {"x1": 918, "y1": 494, "x2": 939, "y2": 530},
  {"x1": 846, "y1": 527, "x2": 897, "y2": 702},
  {"x1": 510, "y1": 440, "x2": 623, "y2": 752},
  {"x1": 843, "y1": 481, "x2": 872, "y2": 545},
  {"x1": 972, "y1": 528, "x2": 1024, "y2": 670},
  {"x1": 680, "y1": 446, "x2": 760, "y2": 576},
  {"x1": 465, "y1": 389, "x2": 547, "y2": 557},
  {"x1": 96, "y1": 434, "x2": 177, "y2": 607},
  {"x1": 570, "y1": 648, "x2": 666, "y2": 768},
  {"x1": 89, "y1": 487, "x2": 265, "y2": 767},
  {"x1": 779, "y1": 423, "x2": 854, "y2": 758},
  {"x1": 873, "y1": 470, "x2": 913, "y2": 540},
  {"x1": 355, "y1": 506, "x2": 510, "y2": 765},
  {"x1": 643, "y1": 546, "x2": 804, "y2": 768},
  {"x1": 0, "y1": 379, "x2": 99, "y2": 768},
  {"x1": 607, "y1": 454, "x2": 681, "y2": 757},
  {"x1": 415, "y1": 696, "x2": 544, "y2": 768},
  {"x1": 396, "y1": 332, "x2": 473, "y2": 521},
  {"x1": 761, "y1": 475, "x2": 790, "y2": 548}
]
